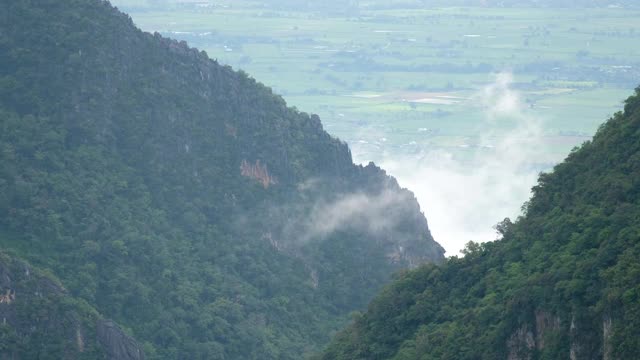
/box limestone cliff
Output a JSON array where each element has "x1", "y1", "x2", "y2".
[
  {"x1": 0, "y1": 252, "x2": 144, "y2": 359},
  {"x1": 319, "y1": 88, "x2": 640, "y2": 360}
]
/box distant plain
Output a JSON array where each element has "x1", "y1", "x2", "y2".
[{"x1": 112, "y1": 0, "x2": 640, "y2": 252}]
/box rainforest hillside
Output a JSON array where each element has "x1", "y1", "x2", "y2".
[
  {"x1": 320, "y1": 87, "x2": 640, "y2": 359},
  {"x1": 0, "y1": 1, "x2": 444, "y2": 359},
  {"x1": 0, "y1": 251, "x2": 145, "y2": 360}
]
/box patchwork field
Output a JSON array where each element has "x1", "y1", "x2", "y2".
[
  {"x1": 111, "y1": 1, "x2": 640, "y2": 163},
  {"x1": 111, "y1": 0, "x2": 640, "y2": 251}
]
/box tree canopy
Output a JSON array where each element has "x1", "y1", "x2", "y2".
[
  {"x1": 0, "y1": 1, "x2": 443, "y2": 358},
  {"x1": 320, "y1": 87, "x2": 640, "y2": 360}
]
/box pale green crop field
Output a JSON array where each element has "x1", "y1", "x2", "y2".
[
  {"x1": 108, "y1": 1, "x2": 640, "y2": 251},
  {"x1": 112, "y1": 1, "x2": 640, "y2": 164}
]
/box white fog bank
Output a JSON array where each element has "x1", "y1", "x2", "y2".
[{"x1": 355, "y1": 73, "x2": 563, "y2": 255}]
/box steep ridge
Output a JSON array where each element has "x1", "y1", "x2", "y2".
[
  {"x1": 320, "y1": 88, "x2": 640, "y2": 359},
  {"x1": 0, "y1": 0, "x2": 443, "y2": 358},
  {"x1": 0, "y1": 251, "x2": 144, "y2": 359}
]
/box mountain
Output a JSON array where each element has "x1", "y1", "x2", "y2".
[
  {"x1": 0, "y1": 0, "x2": 443, "y2": 358},
  {"x1": 0, "y1": 251, "x2": 145, "y2": 360},
  {"x1": 319, "y1": 88, "x2": 640, "y2": 359}
]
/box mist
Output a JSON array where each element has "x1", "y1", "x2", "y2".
[
  {"x1": 300, "y1": 189, "x2": 414, "y2": 241},
  {"x1": 270, "y1": 180, "x2": 425, "y2": 247},
  {"x1": 353, "y1": 72, "x2": 560, "y2": 255}
]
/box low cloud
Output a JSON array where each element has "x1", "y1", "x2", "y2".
[
  {"x1": 353, "y1": 72, "x2": 559, "y2": 255},
  {"x1": 300, "y1": 189, "x2": 414, "y2": 242}
]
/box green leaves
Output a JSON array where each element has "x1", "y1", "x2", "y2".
[
  {"x1": 0, "y1": 1, "x2": 444, "y2": 358},
  {"x1": 320, "y1": 87, "x2": 640, "y2": 359}
]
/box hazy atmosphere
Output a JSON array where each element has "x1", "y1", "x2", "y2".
[
  {"x1": 375, "y1": 72, "x2": 548, "y2": 253},
  {"x1": 4, "y1": 1, "x2": 640, "y2": 359},
  {"x1": 112, "y1": 0, "x2": 639, "y2": 254}
]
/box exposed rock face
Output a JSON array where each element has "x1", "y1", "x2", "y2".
[
  {"x1": 319, "y1": 88, "x2": 640, "y2": 360},
  {"x1": 0, "y1": 1, "x2": 445, "y2": 357},
  {"x1": 0, "y1": 255, "x2": 65, "y2": 296},
  {"x1": 0, "y1": 252, "x2": 145, "y2": 359},
  {"x1": 0, "y1": 255, "x2": 67, "y2": 335},
  {"x1": 507, "y1": 325, "x2": 535, "y2": 360},
  {"x1": 602, "y1": 315, "x2": 613, "y2": 360},
  {"x1": 240, "y1": 159, "x2": 277, "y2": 188},
  {"x1": 507, "y1": 310, "x2": 561, "y2": 360},
  {"x1": 97, "y1": 320, "x2": 146, "y2": 360},
  {"x1": 570, "y1": 315, "x2": 579, "y2": 360},
  {"x1": 507, "y1": 309, "x2": 615, "y2": 360},
  {"x1": 534, "y1": 309, "x2": 561, "y2": 350},
  {"x1": 0, "y1": 254, "x2": 83, "y2": 358}
]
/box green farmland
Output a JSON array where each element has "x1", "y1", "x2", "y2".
[
  {"x1": 111, "y1": 1, "x2": 640, "y2": 163},
  {"x1": 111, "y1": 0, "x2": 640, "y2": 252}
]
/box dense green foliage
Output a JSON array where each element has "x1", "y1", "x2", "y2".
[
  {"x1": 0, "y1": 1, "x2": 443, "y2": 358},
  {"x1": 320, "y1": 87, "x2": 640, "y2": 359},
  {"x1": 0, "y1": 252, "x2": 106, "y2": 359}
]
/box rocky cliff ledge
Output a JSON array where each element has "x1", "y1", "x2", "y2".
[{"x1": 0, "y1": 252, "x2": 144, "y2": 359}]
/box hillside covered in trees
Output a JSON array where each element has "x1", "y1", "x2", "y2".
[
  {"x1": 0, "y1": 1, "x2": 444, "y2": 358},
  {"x1": 320, "y1": 88, "x2": 640, "y2": 359}
]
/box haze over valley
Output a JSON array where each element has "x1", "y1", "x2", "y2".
[
  {"x1": 3, "y1": 1, "x2": 640, "y2": 359},
  {"x1": 111, "y1": 0, "x2": 640, "y2": 253}
]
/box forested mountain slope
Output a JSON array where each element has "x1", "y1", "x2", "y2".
[
  {"x1": 0, "y1": 251, "x2": 145, "y2": 360},
  {"x1": 320, "y1": 88, "x2": 640, "y2": 359},
  {"x1": 0, "y1": 1, "x2": 443, "y2": 358}
]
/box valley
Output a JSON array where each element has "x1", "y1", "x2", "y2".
[
  {"x1": 2, "y1": 1, "x2": 640, "y2": 359},
  {"x1": 113, "y1": 0, "x2": 640, "y2": 159},
  {"x1": 111, "y1": 0, "x2": 640, "y2": 252}
]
